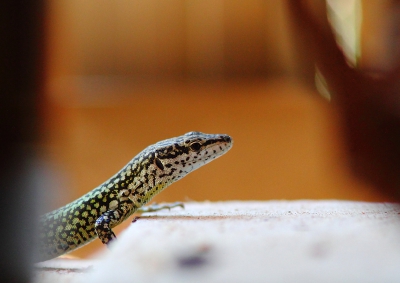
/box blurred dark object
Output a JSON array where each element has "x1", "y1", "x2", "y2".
[
  {"x1": 288, "y1": 0, "x2": 400, "y2": 200},
  {"x1": 0, "y1": 0, "x2": 45, "y2": 282}
]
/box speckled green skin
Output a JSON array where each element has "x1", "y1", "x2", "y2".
[{"x1": 38, "y1": 132, "x2": 232, "y2": 262}]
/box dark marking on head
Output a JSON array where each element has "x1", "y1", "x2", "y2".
[{"x1": 155, "y1": 158, "x2": 164, "y2": 170}]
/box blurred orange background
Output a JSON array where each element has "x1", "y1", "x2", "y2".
[{"x1": 40, "y1": 0, "x2": 392, "y2": 258}]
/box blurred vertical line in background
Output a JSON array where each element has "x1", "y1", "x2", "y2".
[
  {"x1": 326, "y1": 0, "x2": 362, "y2": 67},
  {"x1": 0, "y1": 0, "x2": 45, "y2": 282},
  {"x1": 360, "y1": 0, "x2": 400, "y2": 73},
  {"x1": 185, "y1": 0, "x2": 224, "y2": 79}
]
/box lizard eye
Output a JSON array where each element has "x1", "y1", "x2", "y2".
[{"x1": 189, "y1": 142, "x2": 201, "y2": 152}]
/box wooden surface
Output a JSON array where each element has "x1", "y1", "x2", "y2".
[{"x1": 35, "y1": 201, "x2": 400, "y2": 283}]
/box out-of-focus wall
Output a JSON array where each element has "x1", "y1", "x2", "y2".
[{"x1": 46, "y1": 0, "x2": 296, "y2": 81}]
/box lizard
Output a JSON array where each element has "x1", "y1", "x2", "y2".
[{"x1": 38, "y1": 131, "x2": 232, "y2": 262}]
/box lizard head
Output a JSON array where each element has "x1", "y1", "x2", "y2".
[
  {"x1": 151, "y1": 131, "x2": 233, "y2": 182},
  {"x1": 127, "y1": 131, "x2": 232, "y2": 206}
]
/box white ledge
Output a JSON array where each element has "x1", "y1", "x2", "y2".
[{"x1": 36, "y1": 200, "x2": 400, "y2": 283}]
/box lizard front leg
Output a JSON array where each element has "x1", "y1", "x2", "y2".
[{"x1": 95, "y1": 208, "x2": 125, "y2": 245}]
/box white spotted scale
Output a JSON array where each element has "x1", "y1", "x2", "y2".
[{"x1": 38, "y1": 132, "x2": 233, "y2": 262}]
